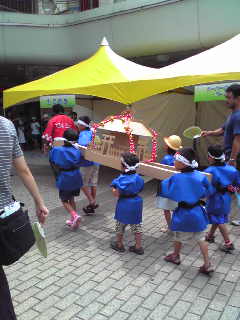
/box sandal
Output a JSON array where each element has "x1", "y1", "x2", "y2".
[
  {"x1": 164, "y1": 253, "x2": 181, "y2": 265},
  {"x1": 111, "y1": 241, "x2": 125, "y2": 253},
  {"x1": 220, "y1": 243, "x2": 235, "y2": 253},
  {"x1": 199, "y1": 263, "x2": 214, "y2": 275},
  {"x1": 205, "y1": 234, "x2": 215, "y2": 243},
  {"x1": 129, "y1": 246, "x2": 144, "y2": 255},
  {"x1": 92, "y1": 203, "x2": 99, "y2": 209},
  {"x1": 83, "y1": 204, "x2": 95, "y2": 215}
]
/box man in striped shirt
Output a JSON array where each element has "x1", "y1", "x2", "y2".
[{"x1": 0, "y1": 116, "x2": 48, "y2": 319}]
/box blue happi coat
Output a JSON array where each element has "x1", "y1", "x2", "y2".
[
  {"x1": 159, "y1": 170, "x2": 213, "y2": 232},
  {"x1": 111, "y1": 173, "x2": 144, "y2": 225},
  {"x1": 161, "y1": 154, "x2": 175, "y2": 166},
  {"x1": 49, "y1": 146, "x2": 83, "y2": 191},
  {"x1": 204, "y1": 164, "x2": 240, "y2": 224}
]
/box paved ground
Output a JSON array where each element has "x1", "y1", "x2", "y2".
[{"x1": 5, "y1": 151, "x2": 240, "y2": 320}]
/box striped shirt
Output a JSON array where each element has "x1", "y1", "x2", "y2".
[{"x1": 0, "y1": 116, "x2": 23, "y2": 209}]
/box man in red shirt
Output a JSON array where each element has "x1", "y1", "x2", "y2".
[{"x1": 42, "y1": 104, "x2": 77, "y2": 150}]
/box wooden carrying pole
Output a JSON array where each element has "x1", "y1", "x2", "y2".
[{"x1": 80, "y1": 145, "x2": 212, "y2": 180}]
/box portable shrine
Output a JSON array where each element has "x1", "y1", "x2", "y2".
[{"x1": 89, "y1": 110, "x2": 157, "y2": 163}]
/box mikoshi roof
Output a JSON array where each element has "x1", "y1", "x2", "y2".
[
  {"x1": 4, "y1": 34, "x2": 240, "y2": 108},
  {"x1": 98, "y1": 118, "x2": 153, "y2": 137}
]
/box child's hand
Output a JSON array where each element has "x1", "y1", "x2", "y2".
[{"x1": 112, "y1": 188, "x2": 119, "y2": 197}]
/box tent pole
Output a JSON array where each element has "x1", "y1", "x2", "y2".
[{"x1": 193, "y1": 102, "x2": 199, "y2": 158}]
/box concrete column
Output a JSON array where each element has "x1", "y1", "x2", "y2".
[{"x1": 99, "y1": 0, "x2": 114, "y2": 7}]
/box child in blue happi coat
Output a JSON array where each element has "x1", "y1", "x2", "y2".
[
  {"x1": 158, "y1": 147, "x2": 214, "y2": 274},
  {"x1": 156, "y1": 135, "x2": 182, "y2": 232},
  {"x1": 204, "y1": 145, "x2": 240, "y2": 252},
  {"x1": 49, "y1": 129, "x2": 83, "y2": 230},
  {"x1": 110, "y1": 152, "x2": 144, "y2": 255}
]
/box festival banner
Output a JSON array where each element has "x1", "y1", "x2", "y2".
[
  {"x1": 40, "y1": 95, "x2": 75, "y2": 108},
  {"x1": 194, "y1": 82, "x2": 240, "y2": 102}
]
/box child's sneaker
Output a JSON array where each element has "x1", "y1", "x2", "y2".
[
  {"x1": 220, "y1": 242, "x2": 235, "y2": 253},
  {"x1": 71, "y1": 215, "x2": 81, "y2": 230},
  {"x1": 66, "y1": 219, "x2": 73, "y2": 227}
]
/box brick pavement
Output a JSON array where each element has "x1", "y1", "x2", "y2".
[{"x1": 5, "y1": 152, "x2": 240, "y2": 320}]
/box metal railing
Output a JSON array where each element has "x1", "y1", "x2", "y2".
[
  {"x1": 0, "y1": 0, "x2": 99, "y2": 14},
  {"x1": 0, "y1": 0, "x2": 36, "y2": 13}
]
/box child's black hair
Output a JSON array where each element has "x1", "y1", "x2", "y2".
[
  {"x1": 121, "y1": 152, "x2": 139, "y2": 169},
  {"x1": 167, "y1": 146, "x2": 176, "y2": 155},
  {"x1": 208, "y1": 145, "x2": 225, "y2": 163},
  {"x1": 79, "y1": 116, "x2": 91, "y2": 130},
  {"x1": 63, "y1": 129, "x2": 78, "y2": 147},
  {"x1": 178, "y1": 147, "x2": 196, "y2": 163}
]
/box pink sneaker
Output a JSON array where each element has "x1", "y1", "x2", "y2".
[
  {"x1": 66, "y1": 219, "x2": 73, "y2": 227},
  {"x1": 71, "y1": 215, "x2": 81, "y2": 230}
]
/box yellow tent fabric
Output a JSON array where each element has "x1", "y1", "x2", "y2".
[{"x1": 4, "y1": 34, "x2": 240, "y2": 109}]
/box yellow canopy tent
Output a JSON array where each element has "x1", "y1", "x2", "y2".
[{"x1": 4, "y1": 34, "x2": 240, "y2": 109}]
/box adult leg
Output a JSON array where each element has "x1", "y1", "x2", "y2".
[{"x1": 0, "y1": 266, "x2": 17, "y2": 320}]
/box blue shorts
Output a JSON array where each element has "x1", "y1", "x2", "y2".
[
  {"x1": 208, "y1": 213, "x2": 228, "y2": 225},
  {"x1": 59, "y1": 189, "x2": 80, "y2": 202}
]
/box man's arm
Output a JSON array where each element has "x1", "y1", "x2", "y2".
[
  {"x1": 229, "y1": 135, "x2": 240, "y2": 166},
  {"x1": 201, "y1": 127, "x2": 224, "y2": 137},
  {"x1": 13, "y1": 156, "x2": 48, "y2": 224}
]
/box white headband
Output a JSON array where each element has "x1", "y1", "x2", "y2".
[
  {"x1": 208, "y1": 152, "x2": 225, "y2": 162},
  {"x1": 53, "y1": 137, "x2": 79, "y2": 149},
  {"x1": 121, "y1": 158, "x2": 140, "y2": 173},
  {"x1": 174, "y1": 153, "x2": 198, "y2": 168},
  {"x1": 77, "y1": 120, "x2": 90, "y2": 128}
]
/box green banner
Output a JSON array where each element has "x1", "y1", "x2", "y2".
[
  {"x1": 40, "y1": 95, "x2": 75, "y2": 108},
  {"x1": 194, "y1": 82, "x2": 240, "y2": 102}
]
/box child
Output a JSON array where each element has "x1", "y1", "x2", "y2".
[
  {"x1": 159, "y1": 147, "x2": 214, "y2": 274},
  {"x1": 49, "y1": 129, "x2": 83, "y2": 229},
  {"x1": 17, "y1": 120, "x2": 26, "y2": 150},
  {"x1": 30, "y1": 117, "x2": 41, "y2": 150},
  {"x1": 156, "y1": 135, "x2": 182, "y2": 232},
  {"x1": 110, "y1": 152, "x2": 144, "y2": 255},
  {"x1": 77, "y1": 116, "x2": 100, "y2": 215},
  {"x1": 204, "y1": 145, "x2": 240, "y2": 252}
]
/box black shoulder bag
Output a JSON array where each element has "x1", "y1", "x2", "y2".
[{"x1": 0, "y1": 200, "x2": 35, "y2": 266}]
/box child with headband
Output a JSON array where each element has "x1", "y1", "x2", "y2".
[
  {"x1": 156, "y1": 135, "x2": 182, "y2": 232},
  {"x1": 49, "y1": 129, "x2": 83, "y2": 229},
  {"x1": 204, "y1": 145, "x2": 240, "y2": 252},
  {"x1": 159, "y1": 148, "x2": 214, "y2": 274},
  {"x1": 110, "y1": 152, "x2": 144, "y2": 255},
  {"x1": 77, "y1": 116, "x2": 100, "y2": 215}
]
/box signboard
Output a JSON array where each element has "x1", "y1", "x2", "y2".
[
  {"x1": 194, "y1": 82, "x2": 240, "y2": 102},
  {"x1": 40, "y1": 95, "x2": 75, "y2": 108}
]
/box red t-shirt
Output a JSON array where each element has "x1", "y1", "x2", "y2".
[{"x1": 42, "y1": 114, "x2": 76, "y2": 145}]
